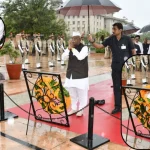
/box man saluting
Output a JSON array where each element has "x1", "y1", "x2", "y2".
[
  {"x1": 88, "y1": 22, "x2": 136, "y2": 114},
  {"x1": 62, "y1": 32, "x2": 89, "y2": 117}
]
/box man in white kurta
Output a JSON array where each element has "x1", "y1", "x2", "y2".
[{"x1": 62, "y1": 32, "x2": 89, "y2": 117}]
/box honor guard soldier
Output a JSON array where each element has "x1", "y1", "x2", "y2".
[
  {"x1": 61, "y1": 34, "x2": 66, "y2": 65},
  {"x1": 42, "y1": 38, "x2": 47, "y2": 55},
  {"x1": 47, "y1": 34, "x2": 55, "y2": 67},
  {"x1": 130, "y1": 56, "x2": 136, "y2": 80},
  {"x1": 18, "y1": 32, "x2": 29, "y2": 70},
  {"x1": 9, "y1": 33, "x2": 15, "y2": 49},
  {"x1": 56, "y1": 35, "x2": 62, "y2": 61},
  {"x1": 35, "y1": 33, "x2": 42, "y2": 69},
  {"x1": 24, "y1": 34, "x2": 30, "y2": 64},
  {"x1": 141, "y1": 55, "x2": 149, "y2": 84},
  {"x1": 81, "y1": 34, "x2": 85, "y2": 45},
  {"x1": 9, "y1": 33, "x2": 16, "y2": 63},
  {"x1": 88, "y1": 22, "x2": 136, "y2": 114}
]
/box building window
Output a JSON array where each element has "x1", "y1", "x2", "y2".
[
  {"x1": 78, "y1": 21, "x2": 80, "y2": 25},
  {"x1": 68, "y1": 21, "x2": 70, "y2": 25},
  {"x1": 82, "y1": 21, "x2": 85, "y2": 25},
  {"x1": 97, "y1": 16, "x2": 99, "y2": 19},
  {"x1": 97, "y1": 28, "x2": 98, "y2": 32},
  {"x1": 83, "y1": 16, "x2": 85, "y2": 18},
  {"x1": 73, "y1": 27, "x2": 75, "y2": 31},
  {"x1": 68, "y1": 16, "x2": 70, "y2": 19},
  {"x1": 73, "y1": 21, "x2": 75, "y2": 24},
  {"x1": 82, "y1": 27, "x2": 84, "y2": 31},
  {"x1": 97, "y1": 22, "x2": 98, "y2": 25},
  {"x1": 73, "y1": 16, "x2": 75, "y2": 18},
  {"x1": 77, "y1": 27, "x2": 80, "y2": 31}
]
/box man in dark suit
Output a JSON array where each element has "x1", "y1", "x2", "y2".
[{"x1": 131, "y1": 36, "x2": 141, "y2": 54}]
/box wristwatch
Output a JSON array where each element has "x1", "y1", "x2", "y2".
[{"x1": 90, "y1": 39, "x2": 95, "y2": 44}]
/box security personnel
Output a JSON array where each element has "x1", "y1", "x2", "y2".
[
  {"x1": 88, "y1": 22, "x2": 136, "y2": 114},
  {"x1": 18, "y1": 32, "x2": 29, "y2": 70},
  {"x1": 61, "y1": 35, "x2": 66, "y2": 65},
  {"x1": 135, "y1": 35, "x2": 143, "y2": 54},
  {"x1": 56, "y1": 35, "x2": 62, "y2": 61},
  {"x1": 47, "y1": 34, "x2": 55, "y2": 67},
  {"x1": 143, "y1": 38, "x2": 150, "y2": 54},
  {"x1": 35, "y1": 33, "x2": 42, "y2": 69}
]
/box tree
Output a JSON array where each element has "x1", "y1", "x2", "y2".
[
  {"x1": 0, "y1": 0, "x2": 66, "y2": 38},
  {"x1": 95, "y1": 29, "x2": 110, "y2": 43}
]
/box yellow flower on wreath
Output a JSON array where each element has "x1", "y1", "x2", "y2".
[
  {"x1": 133, "y1": 85, "x2": 150, "y2": 131},
  {"x1": 33, "y1": 76, "x2": 71, "y2": 114}
]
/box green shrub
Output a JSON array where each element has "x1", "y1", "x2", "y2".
[{"x1": 96, "y1": 48, "x2": 105, "y2": 53}]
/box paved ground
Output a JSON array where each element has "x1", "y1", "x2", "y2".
[{"x1": 0, "y1": 53, "x2": 149, "y2": 150}]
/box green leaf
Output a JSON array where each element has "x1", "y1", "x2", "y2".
[
  {"x1": 34, "y1": 84, "x2": 40, "y2": 90},
  {"x1": 59, "y1": 106, "x2": 64, "y2": 110}
]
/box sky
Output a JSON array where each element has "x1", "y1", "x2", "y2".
[
  {"x1": 63, "y1": 0, "x2": 150, "y2": 29},
  {"x1": 0, "y1": 0, "x2": 149, "y2": 29}
]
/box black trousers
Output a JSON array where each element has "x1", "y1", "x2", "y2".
[{"x1": 111, "y1": 68, "x2": 121, "y2": 108}]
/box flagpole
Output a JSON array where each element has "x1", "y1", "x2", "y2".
[{"x1": 88, "y1": 5, "x2": 90, "y2": 34}]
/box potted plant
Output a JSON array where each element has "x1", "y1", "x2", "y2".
[{"x1": 0, "y1": 42, "x2": 21, "y2": 80}]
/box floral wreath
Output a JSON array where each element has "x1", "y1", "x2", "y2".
[
  {"x1": 34, "y1": 76, "x2": 71, "y2": 114},
  {"x1": 133, "y1": 85, "x2": 150, "y2": 131}
]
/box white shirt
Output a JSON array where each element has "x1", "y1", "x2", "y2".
[
  {"x1": 148, "y1": 45, "x2": 150, "y2": 54},
  {"x1": 135, "y1": 41, "x2": 144, "y2": 54},
  {"x1": 0, "y1": 19, "x2": 4, "y2": 41},
  {"x1": 62, "y1": 46, "x2": 89, "y2": 90}
]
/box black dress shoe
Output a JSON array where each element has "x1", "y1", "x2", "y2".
[
  {"x1": 95, "y1": 100, "x2": 105, "y2": 105},
  {"x1": 111, "y1": 107, "x2": 121, "y2": 114}
]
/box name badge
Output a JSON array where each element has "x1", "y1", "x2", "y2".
[{"x1": 121, "y1": 45, "x2": 126, "y2": 49}]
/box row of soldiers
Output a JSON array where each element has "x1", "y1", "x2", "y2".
[
  {"x1": 9, "y1": 32, "x2": 85, "y2": 69},
  {"x1": 9, "y1": 32, "x2": 66, "y2": 69},
  {"x1": 124, "y1": 55, "x2": 150, "y2": 85}
]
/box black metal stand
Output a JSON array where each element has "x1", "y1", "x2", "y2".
[
  {"x1": 0, "y1": 83, "x2": 18, "y2": 122},
  {"x1": 70, "y1": 97, "x2": 110, "y2": 150}
]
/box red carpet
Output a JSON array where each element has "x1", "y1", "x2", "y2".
[{"x1": 8, "y1": 79, "x2": 127, "y2": 146}]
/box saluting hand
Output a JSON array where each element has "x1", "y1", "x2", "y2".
[{"x1": 68, "y1": 39, "x2": 74, "y2": 50}]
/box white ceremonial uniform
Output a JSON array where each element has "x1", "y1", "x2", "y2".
[
  {"x1": 35, "y1": 39, "x2": 42, "y2": 68},
  {"x1": 62, "y1": 46, "x2": 89, "y2": 111}
]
